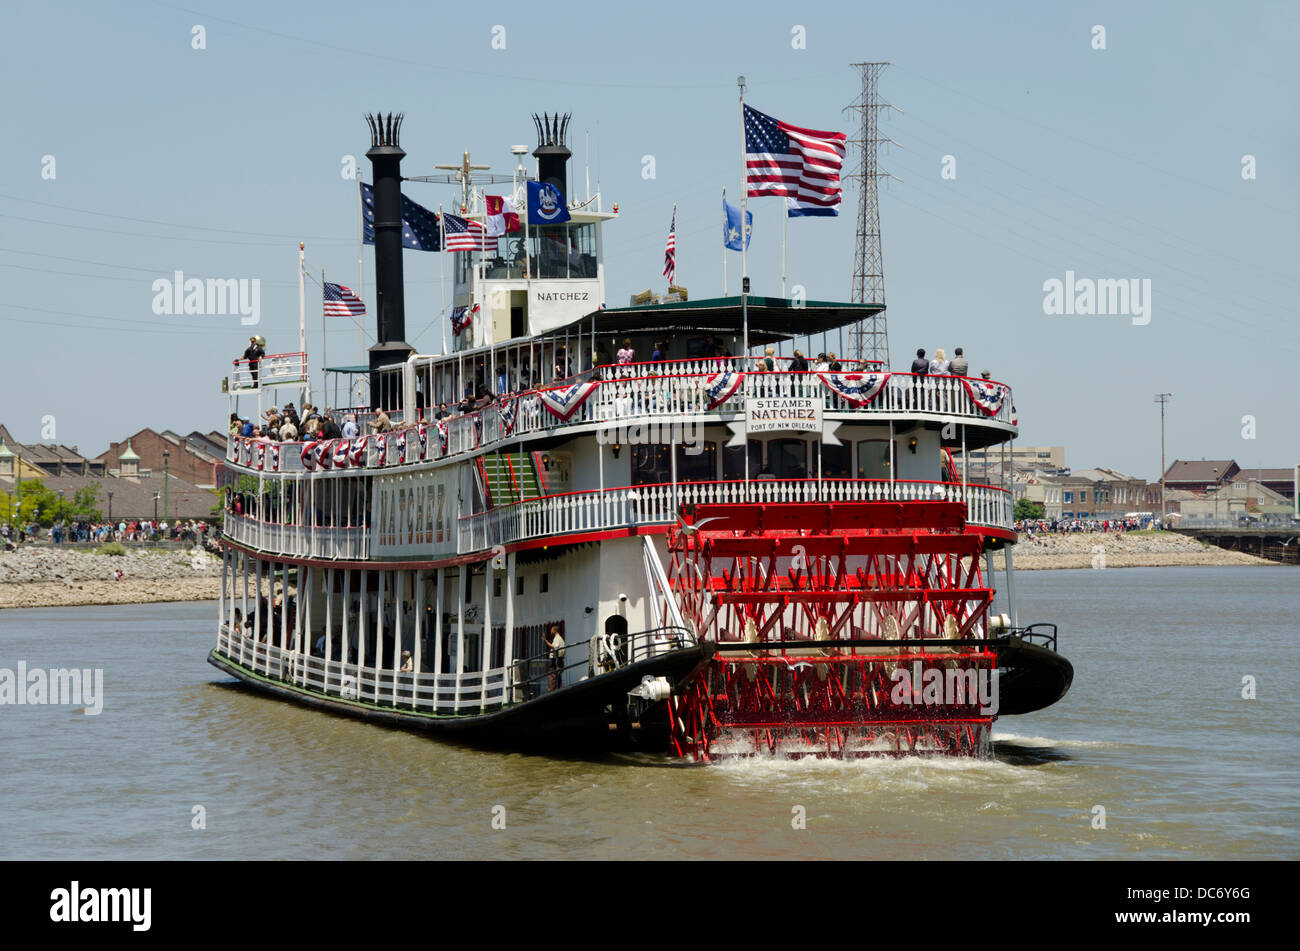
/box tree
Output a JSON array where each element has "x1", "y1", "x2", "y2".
[
  {"x1": 66, "y1": 484, "x2": 103, "y2": 522},
  {"x1": 1014, "y1": 498, "x2": 1045, "y2": 521},
  {"x1": 0, "y1": 480, "x2": 60, "y2": 527}
]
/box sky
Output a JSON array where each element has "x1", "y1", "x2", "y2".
[{"x1": 1, "y1": 0, "x2": 1295, "y2": 481}]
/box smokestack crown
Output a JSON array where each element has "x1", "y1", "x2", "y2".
[{"x1": 532, "y1": 112, "x2": 572, "y2": 206}]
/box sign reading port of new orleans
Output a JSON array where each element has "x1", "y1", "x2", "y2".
[
  {"x1": 727, "y1": 396, "x2": 840, "y2": 446},
  {"x1": 746, "y1": 396, "x2": 822, "y2": 434}
]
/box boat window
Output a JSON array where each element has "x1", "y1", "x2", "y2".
[
  {"x1": 529, "y1": 223, "x2": 597, "y2": 279},
  {"x1": 722, "y1": 441, "x2": 762, "y2": 479},
  {"x1": 820, "y1": 443, "x2": 852, "y2": 478},
  {"x1": 769, "y1": 439, "x2": 808, "y2": 479},
  {"x1": 631, "y1": 444, "x2": 671, "y2": 485},
  {"x1": 857, "y1": 439, "x2": 892, "y2": 479},
  {"x1": 676, "y1": 442, "x2": 717, "y2": 482}
]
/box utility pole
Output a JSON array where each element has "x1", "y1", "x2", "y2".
[
  {"x1": 1155, "y1": 393, "x2": 1172, "y2": 525},
  {"x1": 844, "y1": 62, "x2": 898, "y2": 366}
]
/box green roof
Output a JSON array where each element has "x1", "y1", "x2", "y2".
[
  {"x1": 589, "y1": 295, "x2": 885, "y2": 342},
  {"x1": 118, "y1": 440, "x2": 140, "y2": 462}
]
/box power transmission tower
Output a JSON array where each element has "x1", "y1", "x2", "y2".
[{"x1": 845, "y1": 62, "x2": 897, "y2": 365}]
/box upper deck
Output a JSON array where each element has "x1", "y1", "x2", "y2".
[{"x1": 224, "y1": 356, "x2": 1017, "y2": 476}]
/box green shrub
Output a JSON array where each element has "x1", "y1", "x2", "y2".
[{"x1": 96, "y1": 542, "x2": 127, "y2": 556}]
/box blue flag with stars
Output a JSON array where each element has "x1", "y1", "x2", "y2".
[
  {"x1": 723, "y1": 197, "x2": 752, "y2": 251},
  {"x1": 361, "y1": 181, "x2": 441, "y2": 251}
]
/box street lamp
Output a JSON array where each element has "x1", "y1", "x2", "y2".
[
  {"x1": 1154, "y1": 393, "x2": 1172, "y2": 526},
  {"x1": 153, "y1": 492, "x2": 160, "y2": 521},
  {"x1": 107, "y1": 490, "x2": 113, "y2": 522},
  {"x1": 163, "y1": 449, "x2": 171, "y2": 521}
]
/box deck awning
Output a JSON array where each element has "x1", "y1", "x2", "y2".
[{"x1": 581, "y1": 295, "x2": 885, "y2": 344}]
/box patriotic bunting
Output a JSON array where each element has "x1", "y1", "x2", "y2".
[
  {"x1": 436, "y1": 418, "x2": 448, "y2": 455},
  {"x1": 315, "y1": 439, "x2": 332, "y2": 470},
  {"x1": 243, "y1": 438, "x2": 253, "y2": 465},
  {"x1": 349, "y1": 435, "x2": 368, "y2": 467},
  {"x1": 961, "y1": 378, "x2": 1008, "y2": 417},
  {"x1": 301, "y1": 440, "x2": 317, "y2": 471},
  {"x1": 537, "y1": 380, "x2": 600, "y2": 421},
  {"x1": 497, "y1": 396, "x2": 519, "y2": 435},
  {"x1": 417, "y1": 423, "x2": 428, "y2": 460},
  {"x1": 818, "y1": 372, "x2": 889, "y2": 406},
  {"x1": 702, "y1": 369, "x2": 744, "y2": 409},
  {"x1": 255, "y1": 441, "x2": 266, "y2": 471},
  {"x1": 332, "y1": 439, "x2": 350, "y2": 469},
  {"x1": 376, "y1": 435, "x2": 387, "y2": 466},
  {"x1": 396, "y1": 431, "x2": 407, "y2": 465},
  {"x1": 270, "y1": 443, "x2": 280, "y2": 472},
  {"x1": 451, "y1": 305, "x2": 473, "y2": 336}
]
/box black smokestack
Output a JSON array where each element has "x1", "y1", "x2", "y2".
[
  {"x1": 365, "y1": 112, "x2": 413, "y2": 410},
  {"x1": 532, "y1": 113, "x2": 572, "y2": 204}
]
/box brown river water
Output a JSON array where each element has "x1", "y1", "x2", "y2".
[{"x1": 2, "y1": 566, "x2": 1296, "y2": 860}]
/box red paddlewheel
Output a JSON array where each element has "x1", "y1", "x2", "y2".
[
  {"x1": 662, "y1": 502, "x2": 1003, "y2": 762},
  {"x1": 671, "y1": 652, "x2": 997, "y2": 762}
]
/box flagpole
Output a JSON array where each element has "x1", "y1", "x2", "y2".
[
  {"x1": 781, "y1": 200, "x2": 787, "y2": 298},
  {"x1": 320, "y1": 268, "x2": 328, "y2": 407},
  {"x1": 669, "y1": 202, "x2": 677, "y2": 293},
  {"x1": 357, "y1": 181, "x2": 365, "y2": 378},
  {"x1": 721, "y1": 188, "x2": 728, "y2": 296},
  {"x1": 298, "y1": 242, "x2": 309, "y2": 406},
  {"x1": 738, "y1": 75, "x2": 749, "y2": 494},
  {"x1": 439, "y1": 205, "x2": 448, "y2": 356}
]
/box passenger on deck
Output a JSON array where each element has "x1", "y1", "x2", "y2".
[
  {"x1": 948, "y1": 347, "x2": 969, "y2": 377},
  {"x1": 242, "y1": 336, "x2": 265, "y2": 386},
  {"x1": 543, "y1": 624, "x2": 565, "y2": 692},
  {"x1": 342, "y1": 414, "x2": 358, "y2": 439},
  {"x1": 371, "y1": 409, "x2": 392, "y2": 434},
  {"x1": 789, "y1": 349, "x2": 808, "y2": 372}
]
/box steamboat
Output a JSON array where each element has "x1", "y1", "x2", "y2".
[{"x1": 209, "y1": 110, "x2": 1072, "y2": 761}]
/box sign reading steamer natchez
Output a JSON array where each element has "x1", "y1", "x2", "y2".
[
  {"x1": 746, "y1": 396, "x2": 823, "y2": 434},
  {"x1": 373, "y1": 470, "x2": 459, "y2": 558}
]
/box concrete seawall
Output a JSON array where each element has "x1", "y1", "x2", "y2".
[{"x1": 996, "y1": 531, "x2": 1276, "y2": 570}]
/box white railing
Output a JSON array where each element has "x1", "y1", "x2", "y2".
[
  {"x1": 224, "y1": 511, "x2": 368, "y2": 560},
  {"x1": 458, "y1": 478, "x2": 1014, "y2": 552},
  {"x1": 230, "y1": 351, "x2": 308, "y2": 391},
  {"x1": 215, "y1": 625, "x2": 507, "y2": 711},
  {"x1": 226, "y1": 367, "x2": 1015, "y2": 477}
]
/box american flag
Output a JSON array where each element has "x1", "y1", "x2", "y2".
[
  {"x1": 323, "y1": 282, "x2": 366, "y2": 317},
  {"x1": 443, "y1": 213, "x2": 498, "y2": 254},
  {"x1": 662, "y1": 209, "x2": 676, "y2": 283},
  {"x1": 744, "y1": 104, "x2": 846, "y2": 215}
]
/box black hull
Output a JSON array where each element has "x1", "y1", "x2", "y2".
[
  {"x1": 207, "y1": 644, "x2": 715, "y2": 753},
  {"x1": 988, "y1": 636, "x2": 1074, "y2": 715}
]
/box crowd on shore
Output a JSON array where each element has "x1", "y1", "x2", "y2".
[
  {"x1": 1016, "y1": 516, "x2": 1164, "y2": 536},
  {"x1": 1, "y1": 518, "x2": 214, "y2": 547}
]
